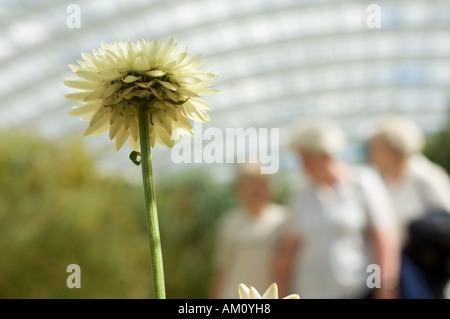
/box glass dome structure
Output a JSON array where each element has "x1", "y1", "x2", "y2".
[{"x1": 1, "y1": 0, "x2": 449, "y2": 181}]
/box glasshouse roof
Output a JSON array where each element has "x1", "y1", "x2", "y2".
[{"x1": 1, "y1": 0, "x2": 450, "y2": 181}]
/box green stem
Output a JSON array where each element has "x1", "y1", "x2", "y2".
[{"x1": 137, "y1": 102, "x2": 166, "y2": 299}]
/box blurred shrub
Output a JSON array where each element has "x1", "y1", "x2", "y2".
[
  {"x1": 424, "y1": 108, "x2": 450, "y2": 175},
  {"x1": 0, "y1": 130, "x2": 245, "y2": 298},
  {"x1": 0, "y1": 131, "x2": 155, "y2": 298}
]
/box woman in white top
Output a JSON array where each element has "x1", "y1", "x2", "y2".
[
  {"x1": 369, "y1": 114, "x2": 450, "y2": 244},
  {"x1": 369, "y1": 114, "x2": 450, "y2": 298},
  {"x1": 277, "y1": 120, "x2": 400, "y2": 299}
]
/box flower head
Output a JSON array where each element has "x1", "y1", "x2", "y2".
[
  {"x1": 64, "y1": 39, "x2": 218, "y2": 150},
  {"x1": 238, "y1": 283, "x2": 300, "y2": 299}
]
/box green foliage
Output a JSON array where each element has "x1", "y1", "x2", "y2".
[
  {"x1": 0, "y1": 131, "x2": 154, "y2": 298},
  {"x1": 423, "y1": 108, "x2": 450, "y2": 175},
  {"x1": 0, "y1": 130, "x2": 237, "y2": 298}
]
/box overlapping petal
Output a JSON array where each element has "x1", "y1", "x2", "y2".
[
  {"x1": 65, "y1": 39, "x2": 217, "y2": 150},
  {"x1": 238, "y1": 283, "x2": 300, "y2": 299}
]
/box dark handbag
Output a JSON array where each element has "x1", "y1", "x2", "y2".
[{"x1": 404, "y1": 208, "x2": 450, "y2": 298}]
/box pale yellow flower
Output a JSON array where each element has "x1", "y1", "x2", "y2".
[
  {"x1": 64, "y1": 39, "x2": 218, "y2": 150},
  {"x1": 238, "y1": 283, "x2": 300, "y2": 299}
]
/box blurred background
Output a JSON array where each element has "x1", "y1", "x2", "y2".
[{"x1": 0, "y1": 0, "x2": 449, "y2": 298}]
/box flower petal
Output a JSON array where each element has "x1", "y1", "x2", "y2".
[
  {"x1": 177, "y1": 86, "x2": 199, "y2": 98},
  {"x1": 109, "y1": 116, "x2": 124, "y2": 140},
  {"x1": 159, "y1": 128, "x2": 175, "y2": 148},
  {"x1": 73, "y1": 70, "x2": 102, "y2": 82},
  {"x1": 163, "y1": 88, "x2": 179, "y2": 102},
  {"x1": 137, "y1": 81, "x2": 155, "y2": 88},
  {"x1": 103, "y1": 82, "x2": 122, "y2": 98},
  {"x1": 128, "y1": 135, "x2": 140, "y2": 151},
  {"x1": 196, "y1": 88, "x2": 219, "y2": 95},
  {"x1": 262, "y1": 283, "x2": 278, "y2": 299},
  {"x1": 129, "y1": 119, "x2": 139, "y2": 141},
  {"x1": 122, "y1": 75, "x2": 140, "y2": 83},
  {"x1": 238, "y1": 284, "x2": 250, "y2": 299},
  {"x1": 188, "y1": 98, "x2": 213, "y2": 110},
  {"x1": 118, "y1": 86, "x2": 135, "y2": 98},
  {"x1": 90, "y1": 56, "x2": 114, "y2": 70},
  {"x1": 248, "y1": 287, "x2": 262, "y2": 299},
  {"x1": 80, "y1": 113, "x2": 94, "y2": 122},
  {"x1": 64, "y1": 79, "x2": 98, "y2": 90},
  {"x1": 85, "y1": 88, "x2": 106, "y2": 101},
  {"x1": 157, "y1": 79, "x2": 177, "y2": 91},
  {"x1": 68, "y1": 102, "x2": 101, "y2": 117},
  {"x1": 84, "y1": 109, "x2": 110, "y2": 136},
  {"x1": 150, "y1": 87, "x2": 163, "y2": 100},
  {"x1": 65, "y1": 92, "x2": 90, "y2": 102},
  {"x1": 133, "y1": 56, "x2": 150, "y2": 72},
  {"x1": 124, "y1": 113, "x2": 135, "y2": 130},
  {"x1": 196, "y1": 72, "x2": 219, "y2": 81},
  {"x1": 175, "y1": 76, "x2": 201, "y2": 84},
  {"x1": 114, "y1": 128, "x2": 129, "y2": 150},
  {"x1": 97, "y1": 70, "x2": 123, "y2": 81},
  {"x1": 182, "y1": 101, "x2": 210, "y2": 121},
  {"x1": 146, "y1": 69, "x2": 166, "y2": 77}
]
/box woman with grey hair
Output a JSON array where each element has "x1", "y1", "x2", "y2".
[
  {"x1": 369, "y1": 114, "x2": 450, "y2": 242},
  {"x1": 369, "y1": 114, "x2": 450, "y2": 298},
  {"x1": 275, "y1": 119, "x2": 400, "y2": 299}
]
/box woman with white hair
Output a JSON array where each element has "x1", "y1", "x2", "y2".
[
  {"x1": 369, "y1": 115, "x2": 450, "y2": 242},
  {"x1": 369, "y1": 114, "x2": 450, "y2": 298},
  {"x1": 275, "y1": 119, "x2": 400, "y2": 299}
]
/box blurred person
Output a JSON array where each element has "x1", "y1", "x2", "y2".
[
  {"x1": 369, "y1": 114, "x2": 450, "y2": 243},
  {"x1": 369, "y1": 114, "x2": 450, "y2": 298},
  {"x1": 276, "y1": 119, "x2": 400, "y2": 299},
  {"x1": 211, "y1": 163, "x2": 289, "y2": 299}
]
